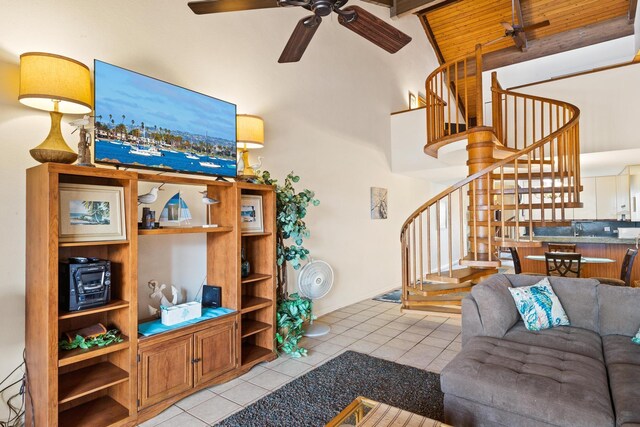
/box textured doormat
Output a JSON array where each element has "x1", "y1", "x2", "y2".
[
  {"x1": 373, "y1": 288, "x2": 401, "y2": 303},
  {"x1": 215, "y1": 350, "x2": 444, "y2": 427}
]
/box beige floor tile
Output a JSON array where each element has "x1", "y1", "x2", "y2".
[
  {"x1": 220, "y1": 381, "x2": 270, "y2": 406},
  {"x1": 371, "y1": 345, "x2": 408, "y2": 361},
  {"x1": 138, "y1": 406, "x2": 183, "y2": 427},
  {"x1": 446, "y1": 341, "x2": 462, "y2": 352},
  {"x1": 411, "y1": 343, "x2": 446, "y2": 357},
  {"x1": 327, "y1": 324, "x2": 349, "y2": 335},
  {"x1": 331, "y1": 334, "x2": 359, "y2": 347},
  {"x1": 208, "y1": 377, "x2": 245, "y2": 394},
  {"x1": 271, "y1": 359, "x2": 311, "y2": 377},
  {"x1": 313, "y1": 332, "x2": 338, "y2": 342},
  {"x1": 340, "y1": 305, "x2": 363, "y2": 314},
  {"x1": 362, "y1": 332, "x2": 392, "y2": 345},
  {"x1": 367, "y1": 317, "x2": 391, "y2": 327},
  {"x1": 156, "y1": 412, "x2": 207, "y2": 427},
  {"x1": 420, "y1": 336, "x2": 454, "y2": 349},
  {"x1": 396, "y1": 351, "x2": 436, "y2": 370},
  {"x1": 297, "y1": 349, "x2": 332, "y2": 366},
  {"x1": 353, "y1": 323, "x2": 380, "y2": 333},
  {"x1": 375, "y1": 313, "x2": 399, "y2": 321},
  {"x1": 175, "y1": 389, "x2": 215, "y2": 411},
  {"x1": 188, "y1": 396, "x2": 241, "y2": 424},
  {"x1": 375, "y1": 326, "x2": 402, "y2": 338},
  {"x1": 335, "y1": 318, "x2": 360, "y2": 328},
  {"x1": 429, "y1": 329, "x2": 459, "y2": 340},
  {"x1": 341, "y1": 328, "x2": 370, "y2": 339},
  {"x1": 247, "y1": 369, "x2": 293, "y2": 390},
  {"x1": 396, "y1": 331, "x2": 427, "y2": 343},
  {"x1": 385, "y1": 322, "x2": 410, "y2": 331},
  {"x1": 348, "y1": 339, "x2": 382, "y2": 353},
  {"x1": 313, "y1": 341, "x2": 345, "y2": 355},
  {"x1": 330, "y1": 311, "x2": 351, "y2": 319},
  {"x1": 386, "y1": 338, "x2": 417, "y2": 351},
  {"x1": 425, "y1": 315, "x2": 448, "y2": 324},
  {"x1": 348, "y1": 314, "x2": 371, "y2": 323}
]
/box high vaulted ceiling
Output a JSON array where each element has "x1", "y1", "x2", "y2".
[{"x1": 372, "y1": 0, "x2": 637, "y2": 69}]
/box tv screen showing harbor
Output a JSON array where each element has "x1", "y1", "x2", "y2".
[{"x1": 93, "y1": 60, "x2": 237, "y2": 177}]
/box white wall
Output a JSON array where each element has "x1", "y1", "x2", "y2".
[{"x1": 0, "y1": 0, "x2": 440, "y2": 410}]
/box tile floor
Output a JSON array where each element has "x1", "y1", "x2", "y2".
[{"x1": 139, "y1": 297, "x2": 461, "y2": 427}]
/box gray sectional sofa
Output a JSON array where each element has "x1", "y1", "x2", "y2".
[{"x1": 440, "y1": 274, "x2": 640, "y2": 427}]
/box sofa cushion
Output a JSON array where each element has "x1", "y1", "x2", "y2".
[
  {"x1": 603, "y1": 335, "x2": 640, "y2": 427},
  {"x1": 599, "y1": 285, "x2": 640, "y2": 336},
  {"x1": 505, "y1": 274, "x2": 600, "y2": 332},
  {"x1": 471, "y1": 275, "x2": 519, "y2": 337},
  {"x1": 503, "y1": 322, "x2": 604, "y2": 362},
  {"x1": 441, "y1": 336, "x2": 614, "y2": 427},
  {"x1": 508, "y1": 278, "x2": 570, "y2": 331}
]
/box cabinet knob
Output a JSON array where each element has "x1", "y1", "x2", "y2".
[{"x1": 192, "y1": 358, "x2": 202, "y2": 364}]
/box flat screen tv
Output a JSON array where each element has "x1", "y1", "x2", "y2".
[{"x1": 93, "y1": 60, "x2": 237, "y2": 178}]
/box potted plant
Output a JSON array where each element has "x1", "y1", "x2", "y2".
[{"x1": 257, "y1": 171, "x2": 319, "y2": 357}]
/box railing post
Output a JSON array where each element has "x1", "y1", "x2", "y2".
[{"x1": 475, "y1": 44, "x2": 483, "y2": 127}]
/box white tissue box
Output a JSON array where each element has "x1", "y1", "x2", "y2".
[{"x1": 161, "y1": 301, "x2": 202, "y2": 326}]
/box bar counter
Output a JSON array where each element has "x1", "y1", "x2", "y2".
[{"x1": 518, "y1": 236, "x2": 640, "y2": 286}]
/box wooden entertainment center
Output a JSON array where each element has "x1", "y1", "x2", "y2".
[{"x1": 25, "y1": 163, "x2": 277, "y2": 426}]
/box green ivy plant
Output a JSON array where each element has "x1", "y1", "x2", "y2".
[
  {"x1": 275, "y1": 293, "x2": 312, "y2": 357},
  {"x1": 59, "y1": 329, "x2": 124, "y2": 351},
  {"x1": 256, "y1": 171, "x2": 319, "y2": 356}
]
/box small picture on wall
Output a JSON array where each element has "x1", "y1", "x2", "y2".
[
  {"x1": 371, "y1": 187, "x2": 388, "y2": 220},
  {"x1": 241, "y1": 195, "x2": 264, "y2": 232},
  {"x1": 59, "y1": 183, "x2": 126, "y2": 242},
  {"x1": 408, "y1": 91, "x2": 418, "y2": 109},
  {"x1": 418, "y1": 93, "x2": 427, "y2": 107}
]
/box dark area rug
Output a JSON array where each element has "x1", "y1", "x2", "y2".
[
  {"x1": 215, "y1": 350, "x2": 444, "y2": 427},
  {"x1": 372, "y1": 288, "x2": 401, "y2": 303}
]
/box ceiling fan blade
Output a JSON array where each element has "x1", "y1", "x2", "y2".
[
  {"x1": 500, "y1": 21, "x2": 514, "y2": 32},
  {"x1": 278, "y1": 16, "x2": 321, "y2": 63},
  {"x1": 338, "y1": 6, "x2": 411, "y2": 54},
  {"x1": 521, "y1": 19, "x2": 550, "y2": 32},
  {"x1": 188, "y1": 0, "x2": 278, "y2": 14}
]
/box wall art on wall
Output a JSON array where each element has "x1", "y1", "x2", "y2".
[
  {"x1": 241, "y1": 194, "x2": 264, "y2": 232},
  {"x1": 59, "y1": 183, "x2": 126, "y2": 242},
  {"x1": 408, "y1": 91, "x2": 418, "y2": 109},
  {"x1": 371, "y1": 187, "x2": 388, "y2": 219}
]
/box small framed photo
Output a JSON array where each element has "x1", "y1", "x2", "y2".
[
  {"x1": 240, "y1": 195, "x2": 263, "y2": 233},
  {"x1": 59, "y1": 183, "x2": 127, "y2": 242},
  {"x1": 408, "y1": 91, "x2": 418, "y2": 109}
]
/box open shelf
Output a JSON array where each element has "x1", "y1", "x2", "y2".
[
  {"x1": 241, "y1": 273, "x2": 273, "y2": 284},
  {"x1": 241, "y1": 343, "x2": 273, "y2": 366},
  {"x1": 241, "y1": 296, "x2": 272, "y2": 313},
  {"x1": 241, "y1": 232, "x2": 272, "y2": 237},
  {"x1": 58, "y1": 362, "x2": 129, "y2": 404},
  {"x1": 58, "y1": 299, "x2": 129, "y2": 320},
  {"x1": 58, "y1": 396, "x2": 129, "y2": 427},
  {"x1": 138, "y1": 226, "x2": 233, "y2": 235},
  {"x1": 241, "y1": 320, "x2": 271, "y2": 338},
  {"x1": 58, "y1": 336, "x2": 130, "y2": 367},
  {"x1": 59, "y1": 240, "x2": 129, "y2": 248}
]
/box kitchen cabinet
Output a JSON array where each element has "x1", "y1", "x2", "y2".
[
  {"x1": 596, "y1": 176, "x2": 617, "y2": 219},
  {"x1": 574, "y1": 177, "x2": 596, "y2": 219}
]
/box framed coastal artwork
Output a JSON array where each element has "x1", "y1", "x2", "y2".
[
  {"x1": 408, "y1": 91, "x2": 418, "y2": 109},
  {"x1": 371, "y1": 187, "x2": 388, "y2": 219},
  {"x1": 240, "y1": 195, "x2": 264, "y2": 233},
  {"x1": 59, "y1": 183, "x2": 126, "y2": 242}
]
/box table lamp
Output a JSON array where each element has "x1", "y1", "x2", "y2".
[
  {"x1": 19, "y1": 52, "x2": 92, "y2": 164},
  {"x1": 236, "y1": 114, "x2": 264, "y2": 178}
]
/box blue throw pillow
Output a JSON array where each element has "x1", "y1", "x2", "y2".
[
  {"x1": 633, "y1": 327, "x2": 640, "y2": 345},
  {"x1": 508, "y1": 278, "x2": 570, "y2": 331}
]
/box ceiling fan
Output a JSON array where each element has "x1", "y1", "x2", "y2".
[
  {"x1": 188, "y1": 0, "x2": 412, "y2": 63},
  {"x1": 486, "y1": 0, "x2": 550, "y2": 51}
]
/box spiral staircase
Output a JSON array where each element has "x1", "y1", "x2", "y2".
[{"x1": 400, "y1": 46, "x2": 582, "y2": 314}]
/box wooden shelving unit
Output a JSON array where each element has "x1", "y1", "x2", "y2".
[{"x1": 26, "y1": 164, "x2": 277, "y2": 426}]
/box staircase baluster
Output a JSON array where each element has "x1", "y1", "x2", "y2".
[
  {"x1": 539, "y1": 143, "x2": 545, "y2": 226},
  {"x1": 427, "y1": 208, "x2": 431, "y2": 276},
  {"x1": 436, "y1": 199, "x2": 442, "y2": 276},
  {"x1": 501, "y1": 165, "x2": 505, "y2": 244},
  {"x1": 419, "y1": 212, "x2": 424, "y2": 291},
  {"x1": 515, "y1": 158, "x2": 520, "y2": 239},
  {"x1": 472, "y1": 182, "x2": 477, "y2": 261},
  {"x1": 527, "y1": 152, "x2": 533, "y2": 241},
  {"x1": 459, "y1": 190, "x2": 464, "y2": 263},
  {"x1": 412, "y1": 219, "x2": 417, "y2": 289},
  {"x1": 486, "y1": 173, "x2": 492, "y2": 260},
  {"x1": 448, "y1": 193, "x2": 453, "y2": 273},
  {"x1": 464, "y1": 59, "x2": 468, "y2": 129}
]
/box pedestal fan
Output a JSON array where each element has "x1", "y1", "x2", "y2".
[{"x1": 297, "y1": 259, "x2": 334, "y2": 337}]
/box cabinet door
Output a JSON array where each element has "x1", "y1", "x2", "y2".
[
  {"x1": 194, "y1": 319, "x2": 237, "y2": 386},
  {"x1": 617, "y1": 174, "x2": 630, "y2": 218},
  {"x1": 574, "y1": 177, "x2": 596, "y2": 219},
  {"x1": 596, "y1": 176, "x2": 617, "y2": 219},
  {"x1": 139, "y1": 334, "x2": 194, "y2": 409}
]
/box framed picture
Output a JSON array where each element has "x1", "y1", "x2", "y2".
[
  {"x1": 240, "y1": 195, "x2": 264, "y2": 232},
  {"x1": 59, "y1": 183, "x2": 127, "y2": 242},
  {"x1": 408, "y1": 91, "x2": 418, "y2": 109},
  {"x1": 371, "y1": 187, "x2": 388, "y2": 220}
]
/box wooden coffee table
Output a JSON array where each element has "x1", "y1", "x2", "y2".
[{"x1": 326, "y1": 396, "x2": 449, "y2": 427}]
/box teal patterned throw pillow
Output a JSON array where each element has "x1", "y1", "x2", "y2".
[
  {"x1": 508, "y1": 278, "x2": 570, "y2": 331},
  {"x1": 633, "y1": 328, "x2": 640, "y2": 345}
]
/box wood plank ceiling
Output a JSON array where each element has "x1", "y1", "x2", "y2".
[{"x1": 418, "y1": 0, "x2": 635, "y2": 69}]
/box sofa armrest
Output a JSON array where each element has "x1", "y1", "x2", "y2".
[{"x1": 461, "y1": 294, "x2": 483, "y2": 346}]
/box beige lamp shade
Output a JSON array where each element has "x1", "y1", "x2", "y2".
[
  {"x1": 19, "y1": 52, "x2": 92, "y2": 114},
  {"x1": 236, "y1": 114, "x2": 264, "y2": 149}
]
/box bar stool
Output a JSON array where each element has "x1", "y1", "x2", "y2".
[{"x1": 592, "y1": 248, "x2": 638, "y2": 287}]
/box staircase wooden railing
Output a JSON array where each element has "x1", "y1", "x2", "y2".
[
  {"x1": 401, "y1": 51, "x2": 581, "y2": 311},
  {"x1": 425, "y1": 47, "x2": 482, "y2": 155}
]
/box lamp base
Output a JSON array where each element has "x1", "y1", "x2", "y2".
[{"x1": 30, "y1": 111, "x2": 77, "y2": 164}]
